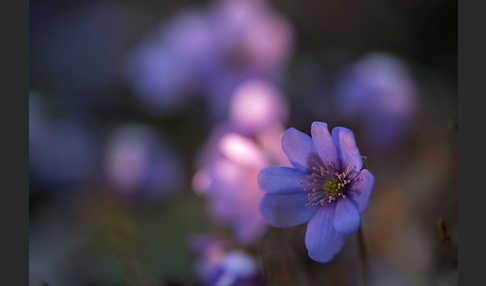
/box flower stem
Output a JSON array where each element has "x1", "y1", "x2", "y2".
[{"x1": 357, "y1": 226, "x2": 368, "y2": 286}]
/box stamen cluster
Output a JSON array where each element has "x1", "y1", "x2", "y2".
[{"x1": 301, "y1": 155, "x2": 358, "y2": 207}]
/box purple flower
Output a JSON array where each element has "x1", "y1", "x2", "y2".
[
  {"x1": 195, "y1": 130, "x2": 267, "y2": 244},
  {"x1": 127, "y1": 0, "x2": 293, "y2": 117},
  {"x1": 215, "y1": 251, "x2": 261, "y2": 286},
  {"x1": 188, "y1": 234, "x2": 262, "y2": 286},
  {"x1": 200, "y1": 0, "x2": 293, "y2": 119},
  {"x1": 335, "y1": 53, "x2": 419, "y2": 148},
  {"x1": 229, "y1": 79, "x2": 289, "y2": 133},
  {"x1": 257, "y1": 122, "x2": 375, "y2": 263},
  {"x1": 128, "y1": 9, "x2": 215, "y2": 114},
  {"x1": 208, "y1": 0, "x2": 293, "y2": 75},
  {"x1": 188, "y1": 234, "x2": 229, "y2": 285},
  {"x1": 193, "y1": 124, "x2": 289, "y2": 244},
  {"x1": 104, "y1": 124, "x2": 184, "y2": 200}
]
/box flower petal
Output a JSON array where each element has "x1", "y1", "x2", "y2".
[
  {"x1": 258, "y1": 166, "x2": 309, "y2": 194},
  {"x1": 349, "y1": 169, "x2": 374, "y2": 213},
  {"x1": 234, "y1": 211, "x2": 266, "y2": 244},
  {"x1": 305, "y1": 206, "x2": 347, "y2": 263},
  {"x1": 311, "y1": 122, "x2": 338, "y2": 165},
  {"x1": 333, "y1": 198, "x2": 360, "y2": 234},
  {"x1": 332, "y1": 127, "x2": 362, "y2": 171},
  {"x1": 260, "y1": 192, "x2": 317, "y2": 227},
  {"x1": 281, "y1": 128, "x2": 315, "y2": 171}
]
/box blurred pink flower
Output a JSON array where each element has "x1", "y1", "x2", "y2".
[
  {"x1": 229, "y1": 79, "x2": 289, "y2": 133},
  {"x1": 193, "y1": 124, "x2": 289, "y2": 244},
  {"x1": 209, "y1": 0, "x2": 294, "y2": 74}
]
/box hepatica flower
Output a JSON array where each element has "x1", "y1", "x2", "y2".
[
  {"x1": 128, "y1": 9, "x2": 215, "y2": 113},
  {"x1": 208, "y1": 0, "x2": 293, "y2": 74},
  {"x1": 229, "y1": 79, "x2": 289, "y2": 133},
  {"x1": 335, "y1": 53, "x2": 418, "y2": 148},
  {"x1": 193, "y1": 123, "x2": 289, "y2": 244},
  {"x1": 189, "y1": 234, "x2": 262, "y2": 286},
  {"x1": 258, "y1": 122, "x2": 374, "y2": 263},
  {"x1": 195, "y1": 130, "x2": 268, "y2": 243},
  {"x1": 127, "y1": 0, "x2": 293, "y2": 117}
]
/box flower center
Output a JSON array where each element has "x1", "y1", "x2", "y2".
[
  {"x1": 301, "y1": 154, "x2": 358, "y2": 207},
  {"x1": 323, "y1": 178, "x2": 341, "y2": 196}
]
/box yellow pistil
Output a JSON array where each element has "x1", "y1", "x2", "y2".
[{"x1": 324, "y1": 178, "x2": 341, "y2": 196}]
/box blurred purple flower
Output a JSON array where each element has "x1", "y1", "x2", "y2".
[
  {"x1": 258, "y1": 122, "x2": 374, "y2": 263},
  {"x1": 202, "y1": 0, "x2": 293, "y2": 120},
  {"x1": 189, "y1": 234, "x2": 261, "y2": 286},
  {"x1": 335, "y1": 53, "x2": 419, "y2": 148},
  {"x1": 195, "y1": 131, "x2": 267, "y2": 243},
  {"x1": 193, "y1": 123, "x2": 289, "y2": 244},
  {"x1": 207, "y1": 0, "x2": 293, "y2": 74},
  {"x1": 128, "y1": 9, "x2": 215, "y2": 113},
  {"x1": 215, "y1": 251, "x2": 261, "y2": 286},
  {"x1": 29, "y1": 95, "x2": 100, "y2": 188},
  {"x1": 104, "y1": 124, "x2": 184, "y2": 200},
  {"x1": 229, "y1": 79, "x2": 289, "y2": 133},
  {"x1": 127, "y1": 0, "x2": 293, "y2": 117},
  {"x1": 188, "y1": 234, "x2": 229, "y2": 284}
]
